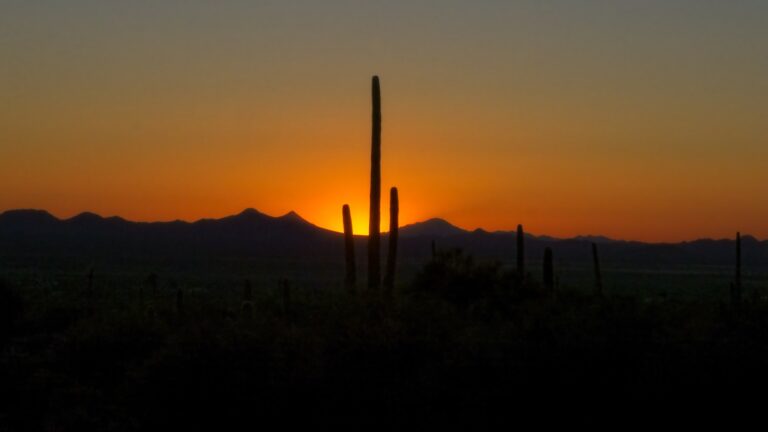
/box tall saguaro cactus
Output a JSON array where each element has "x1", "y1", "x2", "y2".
[
  {"x1": 516, "y1": 224, "x2": 525, "y2": 281},
  {"x1": 543, "y1": 247, "x2": 554, "y2": 293},
  {"x1": 368, "y1": 76, "x2": 382, "y2": 290},
  {"x1": 592, "y1": 243, "x2": 603, "y2": 297},
  {"x1": 342, "y1": 204, "x2": 356, "y2": 292},
  {"x1": 384, "y1": 187, "x2": 399, "y2": 293}
]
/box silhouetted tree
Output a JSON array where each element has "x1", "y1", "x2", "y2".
[
  {"x1": 342, "y1": 204, "x2": 356, "y2": 292},
  {"x1": 368, "y1": 75, "x2": 382, "y2": 290},
  {"x1": 543, "y1": 247, "x2": 554, "y2": 293},
  {"x1": 592, "y1": 243, "x2": 603, "y2": 297},
  {"x1": 384, "y1": 187, "x2": 399, "y2": 294},
  {"x1": 516, "y1": 224, "x2": 525, "y2": 281}
]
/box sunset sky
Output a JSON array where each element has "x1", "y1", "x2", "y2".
[{"x1": 1, "y1": 1, "x2": 767, "y2": 241}]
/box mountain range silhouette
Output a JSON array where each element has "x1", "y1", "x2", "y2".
[{"x1": 0, "y1": 208, "x2": 764, "y2": 267}]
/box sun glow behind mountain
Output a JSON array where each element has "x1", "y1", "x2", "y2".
[{"x1": 2, "y1": 1, "x2": 767, "y2": 241}]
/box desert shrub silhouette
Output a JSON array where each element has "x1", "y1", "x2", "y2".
[{"x1": 409, "y1": 248, "x2": 535, "y2": 312}]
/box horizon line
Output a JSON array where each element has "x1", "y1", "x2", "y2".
[{"x1": 0, "y1": 207, "x2": 756, "y2": 245}]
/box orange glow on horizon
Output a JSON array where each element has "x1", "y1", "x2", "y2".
[{"x1": 2, "y1": 3, "x2": 767, "y2": 243}]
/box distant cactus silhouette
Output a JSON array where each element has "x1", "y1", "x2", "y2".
[
  {"x1": 87, "y1": 267, "x2": 94, "y2": 295},
  {"x1": 592, "y1": 243, "x2": 603, "y2": 297},
  {"x1": 516, "y1": 224, "x2": 525, "y2": 281},
  {"x1": 368, "y1": 75, "x2": 382, "y2": 290},
  {"x1": 244, "y1": 279, "x2": 253, "y2": 302},
  {"x1": 141, "y1": 273, "x2": 156, "y2": 310},
  {"x1": 85, "y1": 266, "x2": 95, "y2": 315},
  {"x1": 170, "y1": 280, "x2": 184, "y2": 316},
  {"x1": 431, "y1": 240, "x2": 437, "y2": 258},
  {"x1": 732, "y1": 232, "x2": 742, "y2": 307},
  {"x1": 543, "y1": 247, "x2": 554, "y2": 293},
  {"x1": 148, "y1": 273, "x2": 158, "y2": 297},
  {"x1": 280, "y1": 279, "x2": 291, "y2": 317},
  {"x1": 384, "y1": 187, "x2": 399, "y2": 294},
  {"x1": 145, "y1": 304, "x2": 156, "y2": 320},
  {"x1": 242, "y1": 280, "x2": 254, "y2": 321},
  {"x1": 241, "y1": 301, "x2": 254, "y2": 321},
  {"x1": 342, "y1": 204, "x2": 356, "y2": 292},
  {"x1": 176, "y1": 285, "x2": 184, "y2": 317}
]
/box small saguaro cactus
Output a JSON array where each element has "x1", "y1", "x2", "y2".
[
  {"x1": 368, "y1": 75, "x2": 382, "y2": 290},
  {"x1": 147, "y1": 273, "x2": 158, "y2": 297},
  {"x1": 280, "y1": 279, "x2": 291, "y2": 317},
  {"x1": 173, "y1": 281, "x2": 184, "y2": 317},
  {"x1": 242, "y1": 280, "x2": 254, "y2": 321},
  {"x1": 244, "y1": 279, "x2": 253, "y2": 302},
  {"x1": 342, "y1": 204, "x2": 356, "y2": 292},
  {"x1": 384, "y1": 187, "x2": 399, "y2": 294},
  {"x1": 592, "y1": 243, "x2": 603, "y2": 297},
  {"x1": 87, "y1": 267, "x2": 94, "y2": 295},
  {"x1": 543, "y1": 247, "x2": 554, "y2": 293},
  {"x1": 516, "y1": 224, "x2": 525, "y2": 281},
  {"x1": 431, "y1": 240, "x2": 437, "y2": 258},
  {"x1": 732, "y1": 232, "x2": 742, "y2": 307},
  {"x1": 85, "y1": 266, "x2": 95, "y2": 315}
]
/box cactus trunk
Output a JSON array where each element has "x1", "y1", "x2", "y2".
[
  {"x1": 543, "y1": 247, "x2": 554, "y2": 293},
  {"x1": 516, "y1": 224, "x2": 525, "y2": 281},
  {"x1": 368, "y1": 76, "x2": 382, "y2": 290},
  {"x1": 592, "y1": 243, "x2": 603, "y2": 297},
  {"x1": 176, "y1": 286, "x2": 184, "y2": 317},
  {"x1": 244, "y1": 279, "x2": 252, "y2": 302},
  {"x1": 384, "y1": 187, "x2": 399, "y2": 293},
  {"x1": 733, "y1": 232, "x2": 742, "y2": 306},
  {"x1": 342, "y1": 204, "x2": 356, "y2": 292},
  {"x1": 281, "y1": 279, "x2": 291, "y2": 317}
]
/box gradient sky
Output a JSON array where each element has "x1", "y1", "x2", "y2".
[{"x1": 1, "y1": 1, "x2": 767, "y2": 241}]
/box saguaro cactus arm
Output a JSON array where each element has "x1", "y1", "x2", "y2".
[
  {"x1": 343, "y1": 204, "x2": 356, "y2": 291},
  {"x1": 384, "y1": 187, "x2": 399, "y2": 293}
]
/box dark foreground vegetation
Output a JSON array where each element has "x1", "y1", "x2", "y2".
[{"x1": 2, "y1": 249, "x2": 768, "y2": 431}]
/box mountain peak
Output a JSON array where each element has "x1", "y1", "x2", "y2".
[
  {"x1": 0, "y1": 209, "x2": 57, "y2": 224},
  {"x1": 68, "y1": 212, "x2": 104, "y2": 222},
  {"x1": 400, "y1": 218, "x2": 467, "y2": 238},
  {"x1": 280, "y1": 210, "x2": 306, "y2": 222},
  {"x1": 238, "y1": 208, "x2": 265, "y2": 217}
]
